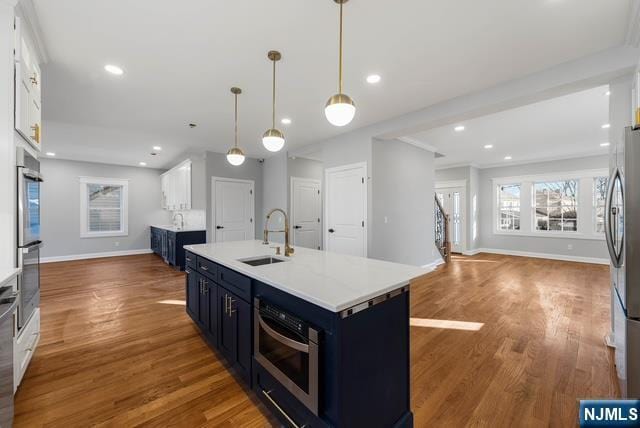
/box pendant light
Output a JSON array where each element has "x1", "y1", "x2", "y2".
[
  {"x1": 325, "y1": 0, "x2": 355, "y2": 127},
  {"x1": 262, "y1": 50, "x2": 285, "y2": 152},
  {"x1": 227, "y1": 87, "x2": 246, "y2": 166}
]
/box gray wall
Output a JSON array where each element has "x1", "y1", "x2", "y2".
[
  {"x1": 288, "y1": 157, "x2": 323, "y2": 182},
  {"x1": 40, "y1": 158, "x2": 171, "y2": 258},
  {"x1": 477, "y1": 155, "x2": 609, "y2": 259},
  {"x1": 205, "y1": 151, "x2": 264, "y2": 242},
  {"x1": 371, "y1": 140, "x2": 439, "y2": 266},
  {"x1": 261, "y1": 152, "x2": 288, "y2": 243}
]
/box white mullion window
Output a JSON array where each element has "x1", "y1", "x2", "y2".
[
  {"x1": 533, "y1": 179, "x2": 578, "y2": 233},
  {"x1": 80, "y1": 177, "x2": 129, "y2": 238},
  {"x1": 593, "y1": 176, "x2": 609, "y2": 234},
  {"x1": 497, "y1": 184, "x2": 521, "y2": 231}
]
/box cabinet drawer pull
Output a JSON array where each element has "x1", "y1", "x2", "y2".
[
  {"x1": 186, "y1": 257, "x2": 192, "y2": 262},
  {"x1": 200, "y1": 265, "x2": 208, "y2": 271},
  {"x1": 261, "y1": 389, "x2": 304, "y2": 428}
]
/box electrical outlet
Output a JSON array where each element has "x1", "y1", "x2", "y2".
[
  {"x1": 567, "y1": 244, "x2": 573, "y2": 250},
  {"x1": 115, "y1": 241, "x2": 120, "y2": 247},
  {"x1": 384, "y1": 216, "x2": 388, "y2": 224}
]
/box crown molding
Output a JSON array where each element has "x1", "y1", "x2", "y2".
[
  {"x1": 626, "y1": 0, "x2": 640, "y2": 47},
  {"x1": 16, "y1": 0, "x2": 49, "y2": 63}
]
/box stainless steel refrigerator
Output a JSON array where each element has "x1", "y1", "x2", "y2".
[{"x1": 606, "y1": 126, "x2": 640, "y2": 398}]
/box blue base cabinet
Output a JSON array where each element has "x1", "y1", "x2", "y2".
[
  {"x1": 185, "y1": 251, "x2": 252, "y2": 385},
  {"x1": 184, "y1": 250, "x2": 413, "y2": 428},
  {"x1": 151, "y1": 227, "x2": 205, "y2": 270}
]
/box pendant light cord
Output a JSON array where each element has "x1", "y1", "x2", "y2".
[
  {"x1": 234, "y1": 93, "x2": 239, "y2": 148},
  {"x1": 338, "y1": 1, "x2": 343, "y2": 94},
  {"x1": 272, "y1": 59, "x2": 276, "y2": 129}
]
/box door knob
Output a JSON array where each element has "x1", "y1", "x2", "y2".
[
  {"x1": 328, "y1": 228, "x2": 335, "y2": 233},
  {"x1": 216, "y1": 225, "x2": 224, "y2": 229},
  {"x1": 294, "y1": 225, "x2": 302, "y2": 229}
]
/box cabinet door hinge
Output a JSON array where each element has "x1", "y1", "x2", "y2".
[
  {"x1": 250, "y1": 189, "x2": 253, "y2": 195},
  {"x1": 362, "y1": 220, "x2": 365, "y2": 227},
  {"x1": 362, "y1": 177, "x2": 364, "y2": 184}
]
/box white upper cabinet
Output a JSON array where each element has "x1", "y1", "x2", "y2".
[
  {"x1": 14, "y1": 18, "x2": 42, "y2": 151},
  {"x1": 161, "y1": 160, "x2": 192, "y2": 211}
]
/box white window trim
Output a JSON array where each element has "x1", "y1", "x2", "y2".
[
  {"x1": 80, "y1": 176, "x2": 129, "y2": 238},
  {"x1": 492, "y1": 169, "x2": 607, "y2": 241}
]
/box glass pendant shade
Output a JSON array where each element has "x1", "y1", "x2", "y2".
[
  {"x1": 325, "y1": 93, "x2": 356, "y2": 127},
  {"x1": 226, "y1": 147, "x2": 245, "y2": 166},
  {"x1": 262, "y1": 128, "x2": 285, "y2": 152}
]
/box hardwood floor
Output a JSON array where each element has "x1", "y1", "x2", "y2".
[{"x1": 14, "y1": 253, "x2": 617, "y2": 427}]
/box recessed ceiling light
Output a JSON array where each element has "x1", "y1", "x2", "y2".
[
  {"x1": 366, "y1": 74, "x2": 381, "y2": 84},
  {"x1": 604, "y1": 90, "x2": 611, "y2": 96},
  {"x1": 504, "y1": 155, "x2": 512, "y2": 160},
  {"x1": 153, "y1": 146, "x2": 162, "y2": 151},
  {"x1": 281, "y1": 118, "x2": 292, "y2": 125},
  {"x1": 483, "y1": 144, "x2": 493, "y2": 149},
  {"x1": 454, "y1": 125, "x2": 465, "y2": 132},
  {"x1": 139, "y1": 162, "x2": 147, "y2": 166},
  {"x1": 600, "y1": 142, "x2": 611, "y2": 147},
  {"x1": 602, "y1": 123, "x2": 611, "y2": 129},
  {"x1": 104, "y1": 64, "x2": 124, "y2": 75},
  {"x1": 45, "y1": 152, "x2": 55, "y2": 157}
]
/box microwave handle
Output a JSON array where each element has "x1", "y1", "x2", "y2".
[{"x1": 257, "y1": 312, "x2": 309, "y2": 353}]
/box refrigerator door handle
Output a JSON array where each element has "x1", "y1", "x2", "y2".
[{"x1": 605, "y1": 167, "x2": 623, "y2": 268}]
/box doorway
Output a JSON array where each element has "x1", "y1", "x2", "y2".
[
  {"x1": 435, "y1": 184, "x2": 465, "y2": 253},
  {"x1": 211, "y1": 177, "x2": 255, "y2": 242},
  {"x1": 290, "y1": 177, "x2": 322, "y2": 250},
  {"x1": 324, "y1": 162, "x2": 367, "y2": 257}
]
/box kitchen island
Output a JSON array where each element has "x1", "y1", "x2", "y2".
[{"x1": 184, "y1": 240, "x2": 428, "y2": 428}]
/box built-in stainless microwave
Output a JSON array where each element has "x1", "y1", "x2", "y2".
[{"x1": 253, "y1": 298, "x2": 320, "y2": 416}]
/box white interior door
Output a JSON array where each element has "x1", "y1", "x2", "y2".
[
  {"x1": 436, "y1": 186, "x2": 465, "y2": 253},
  {"x1": 212, "y1": 178, "x2": 254, "y2": 242},
  {"x1": 325, "y1": 163, "x2": 367, "y2": 257},
  {"x1": 291, "y1": 177, "x2": 321, "y2": 250}
]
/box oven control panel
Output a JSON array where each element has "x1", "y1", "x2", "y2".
[{"x1": 260, "y1": 302, "x2": 306, "y2": 336}]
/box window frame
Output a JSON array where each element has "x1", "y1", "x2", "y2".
[
  {"x1": 531, "y1": 179, "x2": 579, "y2": 234},
  {"x1": 79, "y1": 176, "x2": 129, "y2": 238},
  {"x1": 496, "y1": 183, "x2": 521, "y2": 233},
  {"x1": 592, "y1": 176, "x2": 609, "y2": 235},
  {"x1": 492, "y1": 169, "x2": 607, "y2": 241}
]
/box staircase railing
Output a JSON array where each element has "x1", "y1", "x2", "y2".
[{"x1": 434, "y1": 195, "x2": 451, "y2": 263}]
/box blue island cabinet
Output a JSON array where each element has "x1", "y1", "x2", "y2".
[
  {"x1": 184, "y1": 251, "x2": 252, "y2": 385},
  {"x1": 184, "y1": 250, "x2": 413, "y2": 428},
  {"x1": 150, "y1": 227, "x2": 205, "y2": 270}
]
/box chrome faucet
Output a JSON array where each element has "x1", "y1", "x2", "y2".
[
  {"x1": 173, "y1": 213, "x2": 184, "y2": 230},
  {"x1": 263, "y1": 208, "x2": 294, "y2": 257}
]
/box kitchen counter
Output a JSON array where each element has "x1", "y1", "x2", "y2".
[
  {"x1": 150, "y1": 224, "x2": 206, "y2": 232},
  {"x1": 184, "y1": 240, "x2": 429, "y2": 312}
]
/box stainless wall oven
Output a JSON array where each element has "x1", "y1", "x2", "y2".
[
  {"x1": 17, "y1": 147, "x2": 42, "y2": 330},
  {"x1": 254, "y1": 298, "x2": 319, "y2": 415}
]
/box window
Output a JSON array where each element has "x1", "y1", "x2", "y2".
[
  {"x1": 80, "y1": 177, "x2": 128, "y2": 238},
  {"x1": 593, "y1": 176, "x2": 609, "y2": 233},
  {"x1": 497, "y1": 184, "x2": 521, "y2": 231},
  {"x1": 533, "y1": 180, "x2": 578, "y2": 232}
]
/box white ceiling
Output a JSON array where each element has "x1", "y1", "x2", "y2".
[
  {"x1": 32, "y1": 0, "x2": 631, "y2": 168},
  {"x1": 407, "y1": 85, "x2": 611, "y2": 169}
]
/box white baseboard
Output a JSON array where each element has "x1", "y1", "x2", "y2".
[
  {"x1": 422, "y1": 258, "x2": 445, "y2": 271},
  {"x1": 41, "y1": 248, "x2": 153, "y2": 263},
  {"x1": 467, "y1": 247, "x2": 608, "y2": 265},
  {"x1": 462, "y1": 248, "x2": 482, "y2": 256}
]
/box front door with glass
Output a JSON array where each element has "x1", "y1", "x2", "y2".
[{"x1": 436, "y1": 187, "x2": 465, "y2": 253}]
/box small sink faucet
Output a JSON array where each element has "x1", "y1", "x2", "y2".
[
  {"x1": 173, "y1": 213, "x2": 184, "y2": 230},
  {"x1": 263, "y1": 208, "x2": 294, "y2": 257}
]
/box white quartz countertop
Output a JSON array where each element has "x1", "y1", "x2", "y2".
[
  {"x1": 150, "y1": 224, "x2": 206, "y2": 232},
  {"x1": 184, "y1": 240, "x2": 430, "y2": 312},
  {"x1": 0, "y1": 267, "x2": 21, "y2": 288}
]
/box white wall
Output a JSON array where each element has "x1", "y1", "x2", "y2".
[
  {"x1": 40, "y1": 158, "x2": 171, "y2": 259},
  {"x1": 371, "y1": 140, "x2": 439, "y2": 267},
  {"x1": 477, "y1": 155, "x2": 609, "y2": 261}
]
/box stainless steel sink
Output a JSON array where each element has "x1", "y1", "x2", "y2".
[{"x1": 240, "y1": 256, "x2": 287, "y2": 267}]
